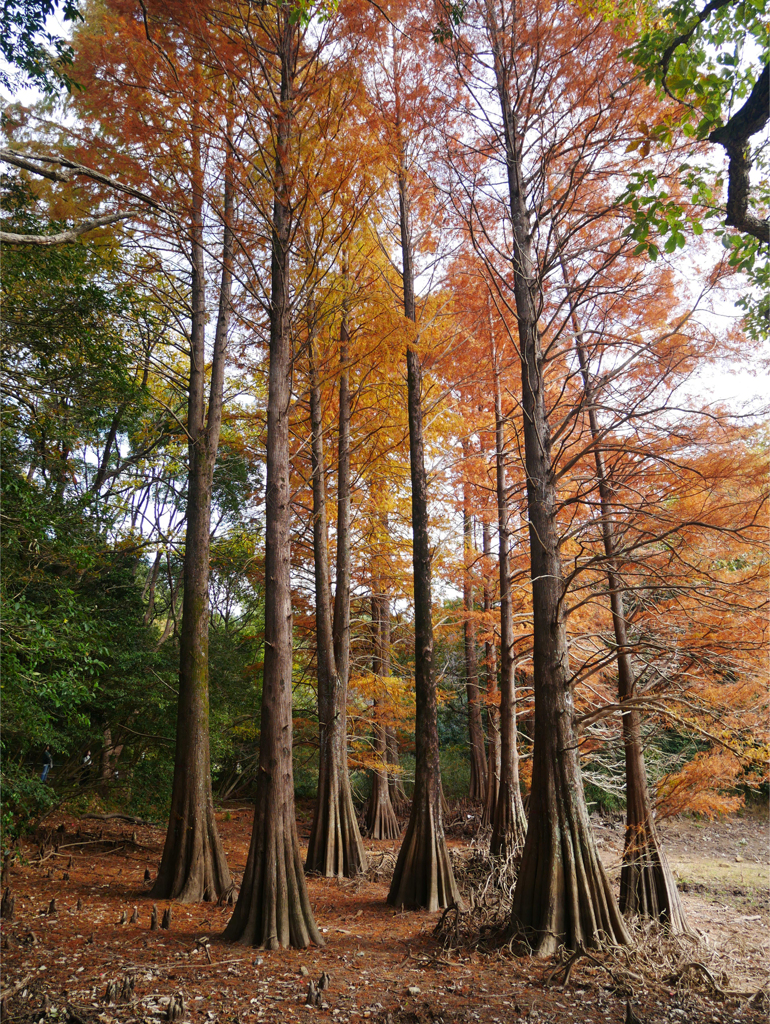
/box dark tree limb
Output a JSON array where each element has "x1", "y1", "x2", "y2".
[
  {"x1": 0, "y1": 147, "x2": 169, "y2": 211},
  {"x1": 659, "y1": 0, "x2": 735, "y2": 85},
  {"x1": 708, "y1": 64, "x2": 770, "y2": 244}
]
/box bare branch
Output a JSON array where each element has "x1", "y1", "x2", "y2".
[
  {"x1": 0, "y1": 146, "x2": 175, "y2": 216},
  {"x1": 0, "y1": 211, "x2": 133, "y2": 245}
]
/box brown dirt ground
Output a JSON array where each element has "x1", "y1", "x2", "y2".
[{"x1": 2, "y1": 804, "x2": 768, "y2": 1024}]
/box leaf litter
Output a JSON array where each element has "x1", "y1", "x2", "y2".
[{"x1": 1, "y1": 807, "x2": 767, "y2": 1024}]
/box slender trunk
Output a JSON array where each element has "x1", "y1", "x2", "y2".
[
  {"x1": 305, "y1": 330, "x2": 341, "y2": 868},
  {"x1": 365, "y1": 592, "x2": 400, "y2": 840},
  {"x1": 331, "y1": 299, "x2": 367, "y2": 874},
  {"x1": 152, "y1": 111, "x2": 232, "y2": 902},
  {"x1": 99, "y1": 726, "x2": 120, "y2": 797},
  {"x1": 224, "y1": 16, "x2": 321, "y2": 947},
  {"x1": 564, "y1": 272, "x2": 689, "y2": 933},
  {"x1": 489, "y1": 347, "x2": 526, "y2": 856},
  {"x1": 142, "y1": 551, "x2": 162, "y2": 627},
  {"x1": 481, "y1": 519, "x2": 500, "y2": 827},
  {"x1": 461, "y1": 459, "x2": 486, "y2": 802},
  {"x1": 483, "y1": 5, "x2": 630, "y2": 950},
  {"x1": 387, "y1": 111, "x2": 459, "y2": 908},
  {"x1": 305, "y1": 308, "x2": 367, "y2": 877},
  {"x1": 91, "y1": 406, "x2": 124, "y2": 495}
]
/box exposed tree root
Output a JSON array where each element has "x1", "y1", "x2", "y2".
[
  {"x1": 83, "y1": 813, "x2": 156, "y2": 825},
  {"x1": 433, "y1": 843, "x2": 519, "y2": 950},
  {"x1": 536, "y1": 924, "x2": 770, "y2": 1010}
]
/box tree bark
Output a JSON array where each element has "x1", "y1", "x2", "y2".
[
  {"x1": 305, "y1": 307, "x2": 367, "y2": 877},
  {"x1": 708, "y1": 63, "x2": 769, "y2": 244},
  {"x1": 481, "y1": 519, "x2": 500, "y2": 827},
  {"x1": 223, "y1": 13, "x2": 321, "y2": 947},
  {"x1": 462, "y1": 454, "x2": 487, "y2": 803},
  {"x1": 142, "y1": 551, "x2": 162, "y2": 627},
  {"x1": 387, "y1": 728, "x2": 409, "y2": 812},
  {"x1": 483, "y1": 5, "x2": 630, "y2": 951},
  {"x1": 489, "y1": 347, "x2": 526, "y2": 857},
  {"x1": 99, "y1": 726, "x2": 124, "y2": 797},
  {"x1": 152, "y1": 106, "x2": 232, "y2": 903},
  {"x1": 387, "y1": 119, "x2": 459, "y2": 909},
  {"x1": 565, "y1": 275, "x2": 689, "y2": 933},
  {"x1": 365, "y1": 593, "x2": 400, "y2": 840}
]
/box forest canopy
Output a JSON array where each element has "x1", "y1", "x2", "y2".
[{"x1": 1, "y1": 0, "x2": 768, "y2": 964}]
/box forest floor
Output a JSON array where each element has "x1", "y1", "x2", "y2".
[{"x1": 2, "y1": 802, "x2": 768, "y2": 1024}]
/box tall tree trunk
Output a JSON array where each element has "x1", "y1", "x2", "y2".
[
  {"x1": 564, "y1": 273, "x2": 689, "y2": 933},
  {"x1": 99, "y1": 726, "x2": 123, "y2": 797},
  {"x1": 483, "y1": 6, "x2": 630, "y2": 951},
  {"x1": 462, "y1": 450, "x2": 487, "y2": 803},
  {"x1": 489, "y1": 347, "x2": 526, "y2": 857},
  {"x1": 481, "y1": 519, "x2": 500, "y2": 827},
  {"x1": 142, "y1": 551, "x2": 162, "y2": 626},
  {"x1": 224, "y1": 15, "x2": 321, "y2": 947},
  {"x1": 365, "y1": 592, "x2": 401, "y2": 840},
  {"x1": 387, "y1": 115, "x2": 459, "y2": 909},
  {"x1": 152, "y1": 110, "x2": 232, "y2": 903},
  {"x1": 305, "y1": 307, "x2": 367, "y2": 877}
]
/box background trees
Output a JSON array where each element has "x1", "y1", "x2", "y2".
[{"x1": 2, "y1": 0, "x2": 767, "y2": 960}]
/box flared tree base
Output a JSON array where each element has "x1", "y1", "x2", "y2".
[
  {"x1": 468, "y1": 748, "x2": 487, "y2": 804},
  {"x1": 508, "y1": 800, "x2": 630, "y2": 955},
  {"x1": 490, "y1": 780, "x2": 527, "y2": 858},
  {"x1": 365, "y1": 774, "x2": 401, "y2": 841},
  {"x1": 482, "y1": 774, "x2": 499, "y2": 829},
  {"x1": 224, "y1": 787, "x2": 322, "y2": 949},
  {"x1": 306, "y1": 773, "x2": 367, "y2": 878},
  {"x1": 620, "y1": 824, "x2": 691, "y2": 934},
  {"x1": 387, "y1": 787, "x2": 461, "y2": 911},
  {"x1": 151, "y1": 792, "x2": 231, "y2": 904}
]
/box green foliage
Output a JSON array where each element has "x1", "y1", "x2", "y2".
[
  {"x1": 0, "y1": 465, "x2": 165, "y2": 793},
  {"x1": 620, "y1": 167, "x2": 707, "y2": 261},
  {"x1": 583, "y1": 777, "x2": 625, "y2": 816},
  {"x1": 1, "y1": 765, "x2": 58, "y2": 858},
  {"x1": 624, "y1": 0, "x2": 767, "y2": 137},
  {"x1": 612, "y1": 0, "x2": 769, "y2": 332},
  {"x1": 0, "y1": 186, "x2": 181, "y2": 843},
  {"x1": 432, "y1": 0, "x2": 469, "y2": 44},
  {"x1": 288, "y1": 0, "x2": 339, "y2": 26},
  {"x1": 439, "y1": 745, "x2": 471, "y2": 801},
  {"x1": 0, "y1": 0, "x2": 82, "y2": 94},
  {"x1": 124, "y1": 747, "x2": 175, "y2": 819}
]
